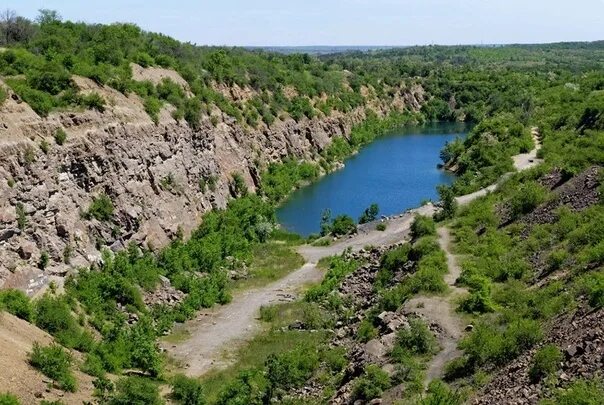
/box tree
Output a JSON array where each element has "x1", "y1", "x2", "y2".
[
  {"x1": 320, "y1": 208, "x2": 332, "y2": 236},
  {"x1": 36, "y1": 9, "x2": 62, "y2": 25},
  {"x1": 0, "y1": 9, "x2": 35, "y2": 45},
  {"x1": 437, "y1": 184, "x2": 457, "y2": 219},
  {"x1": 359, "y1": 203, "x2": 379, "y2": 224}
]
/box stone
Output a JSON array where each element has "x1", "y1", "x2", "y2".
[{"x1": 17, "y1": 240, "x2": 37, "y2": 260}]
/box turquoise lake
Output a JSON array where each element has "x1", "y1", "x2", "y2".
[{"x1": 276, "y1": 122, "x2": 469, "y2": 236}]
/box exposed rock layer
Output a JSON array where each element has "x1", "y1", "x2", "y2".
[{"x1": 0, "y1": 74, "x2": 425, "y2": 292}]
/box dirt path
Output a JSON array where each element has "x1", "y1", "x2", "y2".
[
  {"x1": 164, "y1": 129, "x2": 543, "y2": 378},
  {"x1": 164, "y1": 204, "x2": 438, "y2": 377},
  {"x1": 403, "y1": 227, "x2": 467, "y2": 383}
]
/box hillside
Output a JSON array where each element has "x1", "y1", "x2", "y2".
[{"x1": 0, "y1": 9, "x2": 603, "y2": 405}]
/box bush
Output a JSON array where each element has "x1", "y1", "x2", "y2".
[
  {"x1": 54, "y1": 128, "x2": 67, "y2": 145},
  {"x1": 109, "y1": 377, "x2": 163, "y2": 405},
  {"x1": 509, "y1": 181, "x2": 547, "y2": 219},
  {"x1": 411, "y1": 215, "x2": 436, "y2": 239},
  {"x1": 216, "y1": 370, "x2": 268, "y2": 405},
  {"x1": 529, "y1": 344, "x2": 562, "y2": 383},
  {"x1": 87, "y1": 194, "x2": 114, "y2": 222},
  {"x1": 29, "y1": 343, "x2": 77, "y2": 392},
  {"x1": 420, "y1": 380, "x2": 464, "y2": 405},
  {"x1": 265, "y1": 344, "x2": 319, "y2": 391},
  {"x1": 0, "y1": 393, "x2": 20, "y2": 405},
  {"x1": 80, "y1": 92, "x2": 106, "y2": 112},
  {"x1": 352, "y1": 364, "x2": 391, "y2": 401},
  {"x1": 359, "y1": 203, "x2": 379, "y2": 224},
  {"x1": 144, "y1": 97, "x2": 162, "y2": 124},
  {"x1": 357, "y1": 319, "x2": 378, "y2": 343},
  {"x1": 331, "y1": 215, "x2": 357, "y2": 237},
  {"x1": 0, "y1": 289, "x2": 33, "y2": 321},
  {"x1": 394, "y1": 318, "x2": 438, "y2": 355},
  {"x1": 541, "y1": 378, "x2": 604, "y2": 405},
  {"x1": 376, "y1": 223, "x2": 387, "y2": 231},
  {"x1": 171, "y1": 374, "x2": 205, "y2": 405}
]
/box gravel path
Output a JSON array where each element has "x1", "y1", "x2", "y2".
[{"x1": 164, "y1": 130, "x2": 543, "y2": 378}]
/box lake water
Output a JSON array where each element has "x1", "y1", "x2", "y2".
[{"x1": 276, "y1": 122, "x2": 469, "y2": 236}]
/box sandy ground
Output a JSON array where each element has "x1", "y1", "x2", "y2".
[
  {"x1": 0, "y1": 312, "x2": 95, "y2": 404},
  {"x1": 164, "y1": 131, "x2": 543, "y2": 378}
]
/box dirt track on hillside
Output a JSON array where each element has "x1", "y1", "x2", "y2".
[{"x1": 165, "y1": 130, "x2": 543, "y2": 378}]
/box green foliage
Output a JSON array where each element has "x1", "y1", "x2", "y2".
[
  {"x1": 0, "y1": 289, "x2": 33, "y2": 321},
  {"x1": 28, "y1": 343, "x2": 76, "y2": 392},
  {"x1": 109, "y1": 377, "x2": 163, "y2": 405},
  {"x1": 39, "y1": 139, "x2": 50, "y2": 154},
  {"x1": 86, "y1": 194, "x2": 114, "y2": 222},
  {"x1": 376, "y1": 223, "x2": 387, "y2": 231},
  {"x1": 356, "y1": 318, "x2": 378, "y2": 343},
  {"x1": 330, "y1": 215, "x2": 357, "y2": 237},
  {"x1": 80, "y1": 92, "x2": 106, "y2": 112},
  {"x1": 509, "y1": 181, "x2": 547, "y2": 219},
  {"x1": 171, "y1": 374, "x2": 205, "y2": 405},
  {"x1": 540, "y1": 378, "x2": 604, "y2": 405},
  {"x1": 352, "y1": 364, "x2": 391, "y2": 401},
  {"x1": 410, "y1": 215, "x2": 436, "y2": 239},
  {"x1": 16, "y1": 203, "x2": 27, "y2": 230},
  {"x1": 0, "y1": 394, "x2": 20, "y2": 405},
  {"x1": 394, "y1": 318, "x2": 438, "y2": 356},
  {"x1": 529, "y1": 344, "x2": 562, "y2": 383},
  {"x1": 420, "y1": 381, "x2": 464, "y2": 405},
  {"x1": 306, "y1": 255, "x2": 357, "y2": 302},
  {"x1": 459, "y1": 318, "x2": 542, "y2": 371},
  {"x1": 265, "y1": 344, "x2": 319, "y2": 392},
  {"x1": 229, "y1": 173, "x2": 247, "y2": 197},
  {"x1": 260, "y1": 159, "x2": 319, "y2": 204},
  {"x1": 39, "y1": 251, "x2": 49, "y2": 270},
  {"x1": 34, "y1": 294, "x2": 92, "y2": 351},
  {"x1": 358, "y1": 203, "x2": 379, "y2": 224}
]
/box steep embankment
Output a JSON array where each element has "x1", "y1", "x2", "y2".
[{"x1": 0, "y1": 66, "x2": 425, "y2": 294}]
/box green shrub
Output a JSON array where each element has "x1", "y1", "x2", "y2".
[
  {"x1": 86, "y1": 194, "x2": 114, "y2": 222},
  {"x1": 529, "y1": 344, "x2": 562, "y2": 383},
  {"x1": 216, "y1": 370, "x2": 268, "y2": 405},
  {"x1": 109, "y1": 376, "x2": 163, "y2": 405},
  {"x1": 330, "y1": 215, "x2": 357, "y2": 237},
  {"x1": 80, "y1": 92, "x2": 106, "y2": 112},
  {"x1": 580, "y1": 272, "x2": 604, "y2": 308},
  {"x1": 352, "y1": 364, "x2": 391, "y2": 401},
  {"x1": 376, "y1": 223, "x2": 387, "y2": 231},
  {"x1": 0, "y1": 393, "x2": 20, "y2": 405},
  {"x1": 411, "y1": 215, "x2": 436, "y2": 239},
  {"x1": 0, "y1": 86, "x2": 7, "y2": 106},
  {"x1": 394, "y1": 318, "x2": 438, "y2": 355},
  {"x1": 420, "y1": 380, "x2": 464, "y2": 405},
  {"x1": 16, "y1": 203, "x2": 27, "y2": 230},
  {"x1": 143, "y1": 97, "x2": 162, "y2": 124},
  {"x1": 171, "y1": 374, "x2": 205, "y2": 405},
  {"x1": 54, "y1": 128, "x2": 67, "y2": 145},
  {"x1": 29, "y1": 343, "x2": 77, "y2": 392},
  {"x1": 509, "y1": 181, "x2": 547, "y2": 219},
  {"x1": 359, "y1": 203, "x2": 379, "y2": 224},
  {"x1": 265, "y1": 344, "x2": 319, "y2": 391},
  {"x1": 357, "y1": 318, "x2": 378, "y2": 343},
  {"x1": 540, "y1": 378, "x2": 604, "y2": 405},
  {"x1": 40, "y1": 139, "x2": 50, "y2": 154},
  {"x1": 39, "y1": 251, "x2": 50, "y2": 270},
  {"x1": 0, "y1": 289, "x2": 33, "y2": 321}
]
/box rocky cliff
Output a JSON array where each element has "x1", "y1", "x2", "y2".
[{"x1": 0, "y1": 67, "x2": 425, "y2": 294}]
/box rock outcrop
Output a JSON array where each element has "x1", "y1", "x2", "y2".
[{"x1": 0, "y1": 69, "x2": 425, "y2": 293}]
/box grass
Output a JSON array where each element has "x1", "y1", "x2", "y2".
[
  {"x1": 201, "y1": 329, "x2": 329, "y2": 403},
  {"x1": 232, "y1": 240, "x2": 305, "y2": 291},
  {"x1": 161, "y1": 325, "x2": 192, "y2": 344}
]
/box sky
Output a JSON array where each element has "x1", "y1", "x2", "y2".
[{"x1": 4, "y1": 0, "x2": 604, "y2": 46}]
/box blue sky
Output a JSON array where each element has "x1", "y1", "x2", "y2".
[{"x1": 5, "y1": 0, "x2": 604, "y2": 46}]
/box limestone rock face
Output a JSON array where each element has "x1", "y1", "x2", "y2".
[{"x1": 0, "y1": 75, "x2": 424, "y2": 293}]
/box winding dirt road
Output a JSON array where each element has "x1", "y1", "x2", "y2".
[{"x1": 164, "y1": 129, "x2": 542, "y2": 378}]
